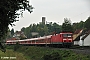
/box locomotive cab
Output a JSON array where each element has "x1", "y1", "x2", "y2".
[
  {"x1": 51, "y1": 32, "x2": 73, "y2": 47},
  {"x1": 61, "y1": 32, "x2": 73, "y2": 46}
]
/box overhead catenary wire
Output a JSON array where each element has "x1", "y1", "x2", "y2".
[{"x1": 71, "y1": 10, "x2": 90, "y2": 18}]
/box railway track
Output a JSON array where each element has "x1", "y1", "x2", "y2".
[
  {"x1": 44, "y1": 46, "x2": 90, "y2": 55},
  {"x1": 60, "y1": 46, "x2": 90, "y2": 55}
]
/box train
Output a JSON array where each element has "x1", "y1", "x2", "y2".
[{"x1": 6, "y1": 32, "x2": 73, "y2": 47}]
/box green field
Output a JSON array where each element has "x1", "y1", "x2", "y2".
[{"x1": 1, "y1": 45, "x2": 90, "y2": 60}]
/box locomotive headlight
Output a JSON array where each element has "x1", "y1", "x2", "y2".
[
  {"x1": 68, "y1": 39, "x2": 72, "y2": 40},
  {"x1": 63, "y1": 39, "x2": 67, "y2": 40}
]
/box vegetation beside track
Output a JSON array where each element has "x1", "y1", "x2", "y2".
[
  {"x1": 5, "y1": 45, "x2": 90, "y2": 60},
  {"x1": 0, "y1": 49, "x2": 26, "y2": 60}
]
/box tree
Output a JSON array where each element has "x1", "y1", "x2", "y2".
[
  {"x1": 72, "y1": 21, "x2": 84, "y2": 31},
  {"x1": 11, "y1": 28, "x2": 14, "y2": 37},
  {"x1": 7, "y1": 29, "x2": 12, "y2": 39},
  {"x1": 52, "y1": 23, "x2": 61, "y2": 33},
  {"x1": 14, "y1": 42, "x2": 19, "y2": 51},
  {"x1": 62, "y1": 18, "x2": 73, "y2": 32},
  {"x1": 0, "y1": 0, "x2": 34, "y2": 41},
  {"x1": 0, "y1": 0, "x2": 34, "y2": 52},
  {"x1": 21, "y1": 27, "x2": 25, "y2": 32},
  {"x1": 43, "y1": 25, "x2": 49, "y2": 35},
  {"x1": 84, "y1": 17, "x2": 90, "y2": 30},
  {"x1": 43, "y1": 52, "x2": 62, "y2": 60}
]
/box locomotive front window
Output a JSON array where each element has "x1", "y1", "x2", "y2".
[
  {"x1": 63, "y1": 34, "x2": 72, "y2": 37},
  {"x1": 68, "y1": 34, "x2": 72, "y2": 37},
  {"x1": 63, "y1": 34, "x2": 67, "y2": 37}
]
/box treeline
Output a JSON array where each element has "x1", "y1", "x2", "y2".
[
  {"x1": 21, "y1": 22, "x2": 62, "y2": 38},
  {"x1": 11, "y1": 17, "x2": 90, "y2": 38},
  {"x1": 73, "y1": 17, "x2": 90, "y2": 31}
]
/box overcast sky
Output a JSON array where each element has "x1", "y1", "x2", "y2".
[{"x1": 9, "y1": 0, "x2": 90, "y2": 31}]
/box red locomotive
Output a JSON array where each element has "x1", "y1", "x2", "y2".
[{"x1": 6, "y1": 32, "x2": 73, "y2": 47}]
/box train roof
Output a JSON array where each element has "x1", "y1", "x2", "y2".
[
  {"x1": 6, "y1": 35, "x2": 52, "y2": 42},
  {"x1": 60, "y1": 32, "x2": 72, "y2": 34}
]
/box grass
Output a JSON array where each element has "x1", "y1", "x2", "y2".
[
  {"x1": 5, "y1": 45, "x2": 90, "y2": 60},
  {"x1": 0, "y1": 49, "x2": 26, "y2": 60},
  {"x1": 15, "y1": 46, "x2": 90, "y2": 60}
]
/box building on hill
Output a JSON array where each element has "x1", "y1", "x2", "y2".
[
  {"x1": 73, "y1": 29, "x2": 83, "y2": 42},
  {"x1": 74, "y1": 29, "x2": 90, "y2": 46},
  {"x1": 7, "y1": 37, "x2": 17, "y2": 40},
  {"x1": 42, "y1": 17, "x2": 45, "y2": 24},
  {"x1": 39, "y1": 17, "x2": 46, "y2": 24},
  {"x1": 80, "y1": 30, "x2": 90, "y2": 46},
  {"x1": 13, "y1": 31, "x2": 27, "y2": 40}
]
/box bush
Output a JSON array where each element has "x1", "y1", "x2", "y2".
[
  {"x1": 43, "y1": 52, "x2": 62, "y2": 60},
  {"x1": 14, "y1": 42, "x2": 19, "y2": 51}
]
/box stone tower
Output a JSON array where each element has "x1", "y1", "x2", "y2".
[{"x1": 42, "y1": 17, "x2": 45, "y2": 24}]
